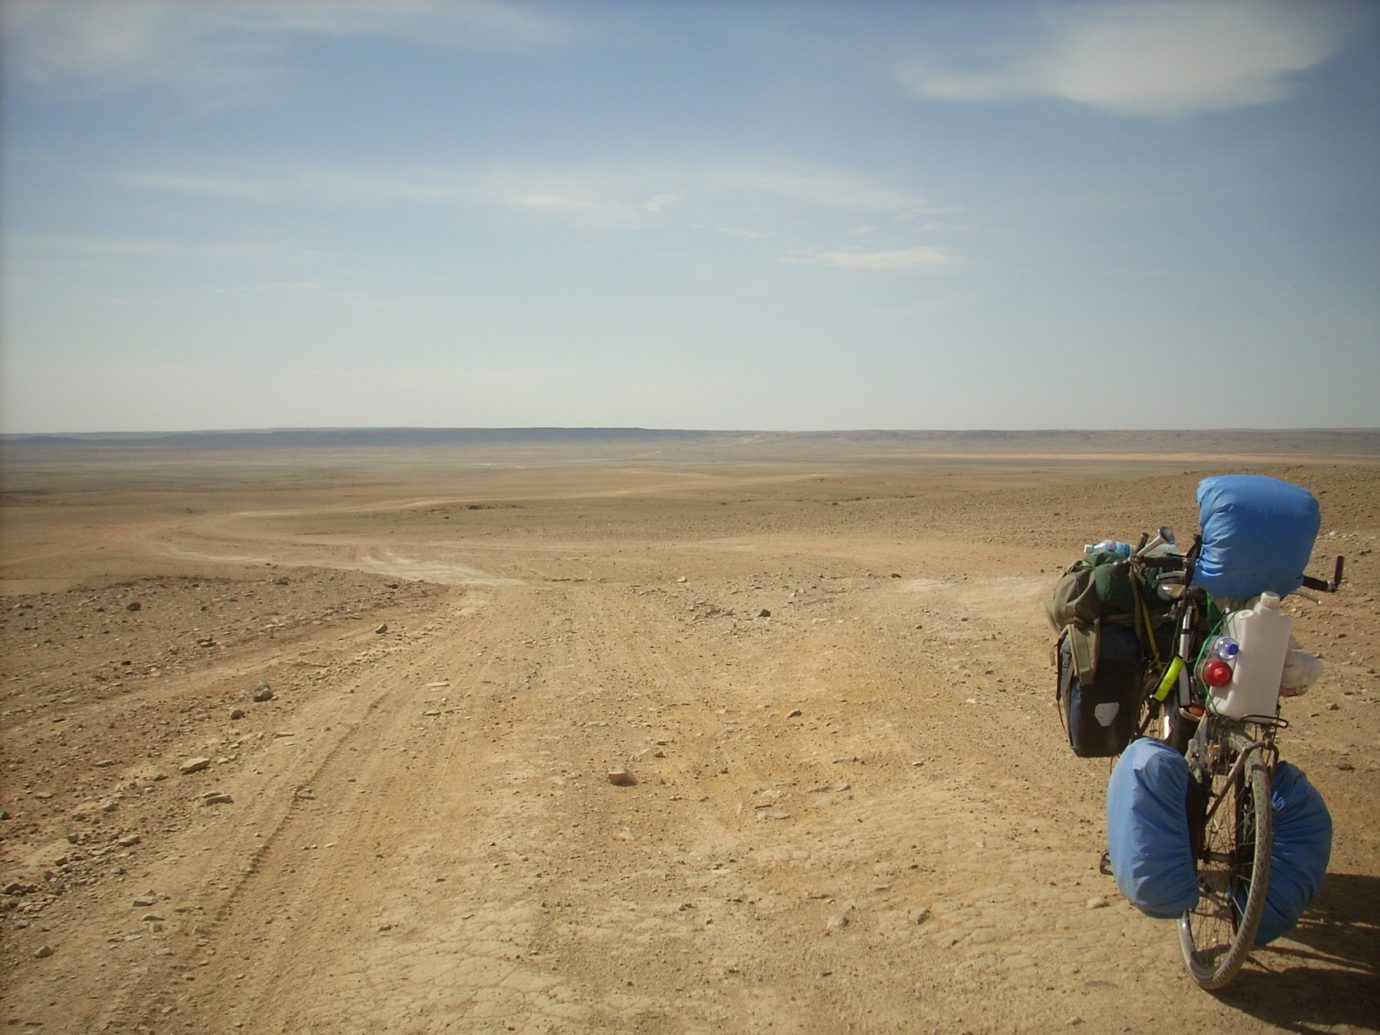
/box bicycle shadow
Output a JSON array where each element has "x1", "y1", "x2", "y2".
[{"x1": 1211, "y1": 871, "x2": 1380, "y2": 1031}]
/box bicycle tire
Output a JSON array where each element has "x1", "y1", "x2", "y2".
[{"x1": 1178, "y1": 730, "x2": 1273, "y2": 990}]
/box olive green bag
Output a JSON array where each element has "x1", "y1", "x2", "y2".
[{"x1": 1045, "y1": 550, "x2": 1167, "y2": 683}]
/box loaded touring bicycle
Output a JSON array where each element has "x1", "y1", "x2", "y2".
[{"x1": 1050, "y1": 475, "x2": 1343, "y2": 990}]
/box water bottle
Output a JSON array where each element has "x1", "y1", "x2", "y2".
[
  {"x1": 1084, "y1": 539, "x2": 1133, "y2": 558},
  {"x1": 1210, "y1": 593, "x2": 1292, "y2": 719},
  {"x1": 1211, "y1": 637, "x2": 1239, "y2": 662},
  {"x1": 1196, "y1": 637, "x2": 1237, "y2": 689}
]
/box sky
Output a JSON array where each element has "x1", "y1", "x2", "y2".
[{"x1": 1, "y1": 0, "x2": 1378, "y2": 434}]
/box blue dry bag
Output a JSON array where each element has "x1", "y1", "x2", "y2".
[
  {"x1": 1255, "y1": 762, "x2": 1332, "y2": 945},
  {"x1": 1193, "y1": 475, "x2": 1320, "y2": 601},
  {"x1": 1106, "y1": 738, "x2": 1199, "y2": 918}
]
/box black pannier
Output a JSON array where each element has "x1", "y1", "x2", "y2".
[{"x1": 1057, "y1": 621, "x2": 1145, "y2": 758}]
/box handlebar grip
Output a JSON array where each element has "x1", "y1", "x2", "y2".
[{"x1": 1300, "y1": 556, "x2": 1346, "y2": 593}]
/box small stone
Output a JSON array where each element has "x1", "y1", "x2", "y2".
[
  {"x1": 908, "y1": 907, "x2": 931, "y2": 925},
  {"x1": 34, "y1": 944, "x2": 55, "y2": 958},
  {"x1": 133, "y1": 895, "x2": 158, "y2": 907},
  {"x1": 94, "y1": 759, "x2": 115, "y2": 768},
  {"x1": 374, "y1": 623, "x2": 388, "y2": 635},
  {"x1": 117, "y1": 834, "x2": 141, "y2": 847},
  {"x1": 252, "y1": 683, "x2": 274, "y2": 703},
  {"x1": 230, "y1": 708, "x2": 246, "y2": 720},
  {"x1": 201, "y1": 793, "x2": 234, "y2": 806},
  {"x1": 422, "y1": 710, "x2": 441, "y2": 717},
  {"x1": 1327, "y1": 702, "x2": 1340, "y2": 711},
  {"x1": 179, "y1": 757, "x2": 211, "y2": 775},
  {"x1": 1087, "y1": 896, "x2": 1109, "y2": 910},
  {"x1": 100, "y1": 799, "x2": 120, "y2": 813},
  {"x1": 607, "y1": 767, "x2": 636, "y2": 786},
  {"x1": 677, "y1": 576, "x2": 688, "y2": 584},
  {"x1": 786, "y1": 708, "x2": 803, "y2": 719},
  {"x1": 757, "y1": 609, "x2": 771, "y2": 618},
  {"x1": 196, "y1": 637, "x2": 215, "y2": 648},
  {"x1": 126, "y1": 601, "x2": 142, "y2": 612},
  {"x1": 826, "y1": 913, "x2": 849, "y2": 932},
  {"x1": 1337, "y1": 761, "x2": 1355, "y2": 771}
]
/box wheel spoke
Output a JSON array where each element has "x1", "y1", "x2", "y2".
[{"x1": 1179, "y1": 731, "x2": 1273, "y2": 990}]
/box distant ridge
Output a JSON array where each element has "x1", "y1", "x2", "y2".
[
  {"x1": 3, "y1": 427, "x2": 1379, "y2": 456},
  {"x1": 0, "y1": 427, "x2": 720, "y2": 448}
]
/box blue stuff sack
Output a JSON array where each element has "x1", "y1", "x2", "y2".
[
  {"x1": 1255, "y1": 763, "x2": 1332, "y2": 944},
  {"x1": 1107, "y1": 738, "x2": 1199, "y2": 918},
  {"x1": 1194, "y1": 475, "x2": 1321, "y2": 601}
]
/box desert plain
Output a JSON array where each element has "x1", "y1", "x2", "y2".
[{"x1": 1, "y1": 429, "x2": 1377, "y2": 1034}]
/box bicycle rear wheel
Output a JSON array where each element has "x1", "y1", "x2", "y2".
[{"x1": 1178, "y1": 732, "x2": 1273, "y2": 990}]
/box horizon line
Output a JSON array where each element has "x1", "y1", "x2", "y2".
[{"x1": 4, "y1": 425, "x2": 1380, "y2": 439}]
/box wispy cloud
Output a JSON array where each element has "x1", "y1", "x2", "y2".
[
  {"x1": 710, "y1": 226, "x2": 774, "y2": 240},
  {"x1": 123, "y1": 167, "x2": 474, "y2": 206},
  {"x1": 117, "y1": 158, "x2": 951, "y2": 238},
  {"x1": 240, "y1": 1, "x2": 578, "y2": 51},
  {"x1": 779, "y1": 246, "x2": 956, "y2": 271},
  {"x1": 2, "y1": 0, "x2": 577, "y2": 104},
  {"x1": 710, "y1": 162, "x2": 942, "y2": 219},
  {"x1": 495, "y1": 180, "x2": 673, "y2": 230},
  {"x1": 896, "y1": 2, "x2": 1355, "y2": 118},
  {"x1": 9, "y1": 233, "x2": 313, "y2": 263},
  {"x1": 642, "y1": 192, "x2": 684, "y2": 213}
]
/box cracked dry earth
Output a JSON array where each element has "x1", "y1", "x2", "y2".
[{"x1": 2, "y1": 440, "x2": 1377, "y2": 1033}]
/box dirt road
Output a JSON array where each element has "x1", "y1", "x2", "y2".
[{"x1": 2, "y1": 439, "x2": 1377, "y2": 1032}]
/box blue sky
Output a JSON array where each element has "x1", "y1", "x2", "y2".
[{"x1": 2, "y1": 1, "x2": 1377, "y2": 433}]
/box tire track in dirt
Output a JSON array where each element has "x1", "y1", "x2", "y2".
[
  {"x1": 71, "y1": 604, "x2": 462, "y2": 1031},
  {"x1": 6, "y1": 453, "x2": 1375, "y2": 1034}
]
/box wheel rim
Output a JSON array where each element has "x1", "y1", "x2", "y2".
[{"x1": 1178, "y1": 736, "x2": 1272, "y2": 990}]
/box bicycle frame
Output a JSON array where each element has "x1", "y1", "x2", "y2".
[{"x1": 1187, "y1": 714, "x2": 1282, "y2": 829}]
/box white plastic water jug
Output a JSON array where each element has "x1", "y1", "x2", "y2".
[{"x1": 1210, "y1": 592, "x2": 1292, "y2": 719}]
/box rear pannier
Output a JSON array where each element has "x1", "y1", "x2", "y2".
[
  {"x1": 1057, "y1": 622, "x2": 1144, "y2": 758},
  {"x1": 1106, "y1": 738, "x2": 1199, "y2": 918},
  {"x1": 1255, "y1": 763, "x2": 1332, "y2": 945},
  {"x1": 1048, "y1": 549, "x2": 1174, "y2": 758}
]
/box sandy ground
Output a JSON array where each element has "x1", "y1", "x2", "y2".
[{"x1": 1, "y1": 434, "x2": 1377, "y2": 1034}]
